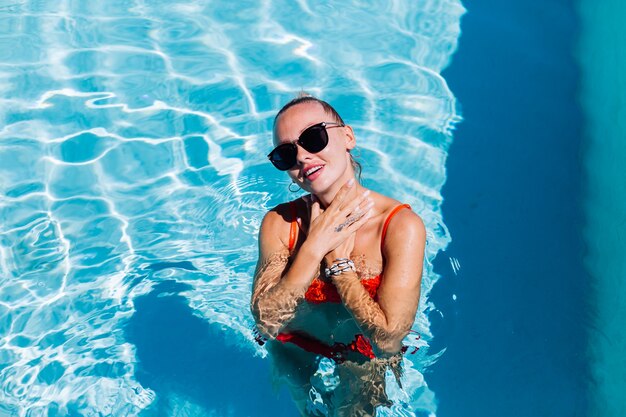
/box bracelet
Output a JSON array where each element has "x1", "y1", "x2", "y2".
[{"x1": 324, "y1": 258, "x2": 356, "y2": 277}]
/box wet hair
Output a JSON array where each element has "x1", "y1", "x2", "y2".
[
  {"x1": 274, "y1": 93, "x2": 362, "y2": 181},
  {"x1": 274, "y1": 93, "x2": 345, "y2": 125}
]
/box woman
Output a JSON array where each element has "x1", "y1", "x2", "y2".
[{"x1": 251, "y1": 95, "x2": 426, "y2": 416}]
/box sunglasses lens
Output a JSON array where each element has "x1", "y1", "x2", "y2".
[
  {"x1": 269, "y1": 144, "x2": 297, "y2": 171},
  {"x1": 299, "y1": 125, "x2": 328, "y2": 153},
  {"x1": 269, "y1": 123, "x2": 332, "y2": 171}
]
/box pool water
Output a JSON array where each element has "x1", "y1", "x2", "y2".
[
  {"x1": 2, "y1": 0, "x2": 624, "y2": 416},
  {"x1": 429, "y1": 1, "x2": 625, "y2": 416},
  {"x1": 0, "y1": 1, "x2": 464, "y2": 415},
  {"x1": 578, "y1": 1, "x2": 626, "y2": 416}
]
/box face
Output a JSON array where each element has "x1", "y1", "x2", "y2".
[{"x1": 273, "y1": 102, "x2": 355, "y2": 194}]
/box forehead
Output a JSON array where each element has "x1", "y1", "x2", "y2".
[{"x1": 273, "y1": 101, "x2": 328, "y2": 144}]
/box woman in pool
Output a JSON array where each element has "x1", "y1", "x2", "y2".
[{"x1": 251, "y1": 95, "x2": 426, "y2": 416}]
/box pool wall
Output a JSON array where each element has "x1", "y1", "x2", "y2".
[{"x1": 578, "y1": 1, "x2": 626, "y2": 416}]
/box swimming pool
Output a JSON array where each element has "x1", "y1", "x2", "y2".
[
  {"x1": 429, "y1": 1, "x2": 625, "y2": 416},
  {"x1": 2, "y1": 0, "x2": 624, "y2": 416},
  {"x1": 0, "y1": 1, "x2": 464, "y2": 415}
]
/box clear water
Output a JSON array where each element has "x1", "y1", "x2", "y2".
[
  {"x1": 0, "y1": 1, "x2": 465, "y2": 415},
  {"x1": 422, "y1": 0, "x2": 623, "y2": 416},
  {"x1": 428, "y1": 1, "x2": 590, "y2": 415}
]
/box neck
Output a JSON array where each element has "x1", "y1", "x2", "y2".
[{"x1": 315, "y1": 175, "x2": 361, "y2": 208}]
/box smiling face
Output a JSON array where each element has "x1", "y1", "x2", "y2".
[{"x1": 273, "y1": 101, "x2": 356, "y2": 196}]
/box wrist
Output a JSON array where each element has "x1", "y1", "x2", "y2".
[
  {"x1": 324, "y1": 251, "x2": 350, "y2": 265},
  {"x1": 324, "y1": 258, "x2": 356, "y2": 279},
  {"x1": 300, "y1": 241, "x2": 326, "y2": 263},
  {"x1": 329, "y1": 270, "x2": 358, "y2": 283},
  {"x1": 329, "y1": 268, "x2": 358, "y2": 285}
]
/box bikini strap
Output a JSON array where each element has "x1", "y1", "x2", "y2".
[
  {"x1": 288, "y1": 201, "x2": 298, "y2": 252},
  {"x1": 381, "y1": 204, "x2": 411, "y2": 252}
]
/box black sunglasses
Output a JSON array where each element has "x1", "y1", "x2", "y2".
[{"x1": 268, "y1": 122, "x2": 345, "y2": 171}]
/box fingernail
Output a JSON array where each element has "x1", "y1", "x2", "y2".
[
  {"x1": 347, "y1": 179, "x2": 355, "y2": 186},
  {"x1": 363, "y1": 190, "x2": 370, "y2": 197}
]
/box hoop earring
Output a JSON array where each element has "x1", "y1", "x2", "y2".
[{"x1": 288, "y1": 181, "x2": 300, "y2": 193}]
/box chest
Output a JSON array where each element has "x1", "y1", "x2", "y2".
[{"x1": 283, "y1": 258, "x2": 383, "y2": 343}]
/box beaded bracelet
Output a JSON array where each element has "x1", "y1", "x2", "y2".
[{"x1": 324, "y1": 258, "x2": 356, "y2": 277}]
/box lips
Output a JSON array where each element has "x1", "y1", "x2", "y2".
[{"x1": 303, "y1": 165, "x2": 324, "y2": 181}]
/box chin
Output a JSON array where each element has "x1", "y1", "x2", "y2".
[
  {"x1": 298, "y1": 168, "x2": 342, "y2": 195},
  {"x1": 306, "y1": 178, "x2": 336, "y2": 195}
]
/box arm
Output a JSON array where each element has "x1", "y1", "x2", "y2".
[
  {"x1": 250, "y1": 207, "x2": 324, "y2": 339},
  {"x1": 329, "y1": 209, "x2": 426, "y2": 356},
  {"x1": 251, "y1": 181, "x2": 374, "y2": 339}
]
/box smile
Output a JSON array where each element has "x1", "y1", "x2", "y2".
[
  {"x1": 304, "y1": 165, "x2": 324, "y2": 181},
  {"x1": 305, "y1": 166, "x2": 323, "y2": 176}
]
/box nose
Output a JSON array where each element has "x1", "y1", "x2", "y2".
[{"x1": 294, "y1": 143, "x2": 313, "y2": 165}]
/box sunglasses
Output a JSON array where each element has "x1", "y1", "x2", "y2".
[{"x1": 268, "y1": 122, "x2": 345, "y2": 171}]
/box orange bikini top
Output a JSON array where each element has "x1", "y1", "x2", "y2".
[{"x1": 288, "y1": 201, "x2": 411, "y2": 304}]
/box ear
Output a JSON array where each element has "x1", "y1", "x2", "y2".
[{"x1": 343, "y1": 125, "x2": 356, "y2": 151}]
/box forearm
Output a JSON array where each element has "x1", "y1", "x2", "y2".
[
  {"x1": 331, "y1": 272, "x2": 411, "y2": 356},
  {"x1": 252, "y1": 243, "x2": 323, "y2": 338}
]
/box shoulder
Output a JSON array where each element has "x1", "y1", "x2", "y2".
[
  {"x1": 388, "y1": 205, "x2": 424, "y2": 229},
  {"x1": 259, "y1": 198, "x2": 301, "y2": 247},
  {"x1": 261, "y1": 198, "x2": 301, "y2": 226},
  {"x1": 382, "y1": 204, "x2": 426, "y2": 251}
]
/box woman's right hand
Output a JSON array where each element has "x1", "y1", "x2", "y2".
[{"x1": 304, "y1": 179, "x2": 374, "y2": 259}]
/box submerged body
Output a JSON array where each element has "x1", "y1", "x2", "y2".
[{"x1": 251, "y1": 97, "x2": 426, "y2": 415}]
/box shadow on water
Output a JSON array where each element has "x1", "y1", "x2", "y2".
[{"x1": 125, "y1": 278, "x2": 298, "y2": 416}]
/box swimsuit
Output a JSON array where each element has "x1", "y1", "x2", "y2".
[{"x1": 271, "y1": 201, "x2": 411, "y2": 362}]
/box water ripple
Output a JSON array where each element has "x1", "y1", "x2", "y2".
[{"x1": 0, "y1": 0, "x2": 465, "y2": 415}]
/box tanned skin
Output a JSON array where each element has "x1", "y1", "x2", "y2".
[{"x1": 250, "y1": 101, "x2": 426, "y2": 415}]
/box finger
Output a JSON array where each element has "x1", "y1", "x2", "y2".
[
  {"x1": 302, "y1": 195, "x2": 312, "y2": 229},
  {"x1": 345, "y1": 206, "x2": 373, "y2": 231},
  {"x1": 329, "y1": 178, "x2": 355, "y2": 211},
  {"x1": 310, "y1": 194, "x2": 321, "y2": 222},
  {"x1": 341, "y1": 189, "x2": 372, "y2": 216},
  {"x1": 312, "y1": 194, "x2": 325, "y2": 213},
  {"x1": 333, "y1": 205, "x2": 371, "y2": 233},
  {"x1": 350, "y1": 200, "x2": 374, "y2": 221},
  {"x1": 336, "y1": 195, "x2": 371, "y2": 226}
]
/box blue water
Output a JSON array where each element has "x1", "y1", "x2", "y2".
[
  {"x1": 578, "y1": 1, "x2": 626, "y2": 416},
  {"x1": 430, "y1": 1, "x2": 589, "y2": 416},
  {"x1": 3, "y1": 1, "x2": 624, "y2": 416},
  {"x1": 0, "y1": 1, "x2": 464, "y2": 415},
  {"x1": 429, "y1": 1, "x2": 626, "y2": 416}
]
